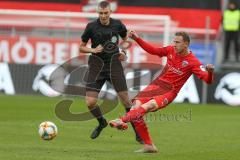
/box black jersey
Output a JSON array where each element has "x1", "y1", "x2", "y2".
[{"x1": 81, "y1": 18, "x2": 127, "y2": 62}]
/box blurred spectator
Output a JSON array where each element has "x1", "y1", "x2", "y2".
[{"x1": 222, "y1": 1, "x2": 240, "y2": 63}]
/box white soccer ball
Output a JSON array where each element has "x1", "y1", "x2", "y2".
[{"x1": 38, "y1": 121, "x2": 58, "y2": 140}]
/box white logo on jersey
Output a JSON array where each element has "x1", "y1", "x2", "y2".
[
  {"x1": 200, "y1": 65, "x2": 206, "y2": 71},
  {"x1": 111, "y1": 36, "x2": 117, "y2": 43},
  {"x1": 168, "y1": 64, "x2": 183, "y2": 75},
  {"x1": 182, "y1": 61, "x2": 189, "y2": 67}
]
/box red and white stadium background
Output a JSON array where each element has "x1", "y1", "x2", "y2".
[
  {"x1": 0, "y1": 36, "x2": 163, "y2": 65},
  {"x1": 0, "y1": 0, "x2": 223, "y2": 30}
]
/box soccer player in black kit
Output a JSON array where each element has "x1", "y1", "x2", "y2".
[{"x1": 79, "y1": 1, "x2": 142, "y2": 143}]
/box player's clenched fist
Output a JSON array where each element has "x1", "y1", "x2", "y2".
[
  {"x1": 118, "y1": 52, "x2": 127, "y2": 61},
  {"x1": 205, "y1": 64, "x2": 214, "y2": 72},
  {"x1": 128, "y1": 30, "x2": 139, "y2": 40},
  {"x1": 92, "y1": 44, "x2": 103, "y2": 54}
]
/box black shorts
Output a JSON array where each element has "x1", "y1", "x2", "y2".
[{"x1": 85, "y1": 55, "x2": 127, "y2": 92}]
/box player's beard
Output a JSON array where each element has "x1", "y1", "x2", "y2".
[
  {"x1": 179, "y1": 49, "x2": 189, "y2": 56},
  {"x1": 174, "y1": 47, "x2": 181, "y2": 54}
]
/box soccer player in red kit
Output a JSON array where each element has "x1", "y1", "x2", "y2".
[{"x1": 109, "y1": 31, "x2": 214, "y2": 153}]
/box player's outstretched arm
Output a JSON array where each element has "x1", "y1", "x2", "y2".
[
  {"x1": 128, "y1": 30, "x2": 167, "y2": 56},
  {"x1": 193, "y1": 63, "x2": 214, "y2": 84},
  {"x1": 205, "y1": 64, "x2": 214, "y2": 83},
  {"x1": 205, "y1": 64, "x2": 214, "y2": 72}
]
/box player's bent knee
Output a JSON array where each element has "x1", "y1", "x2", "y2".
[
  {"x1": 85, "y1": 97, "x2": 98, "y2": 107},
  {"x1": 121, "y1": 99, "x2": 131, "y2": 108}
]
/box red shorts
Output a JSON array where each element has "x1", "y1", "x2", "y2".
[{"x1": 133, "y1": 79, "x2": 177, "y2": 109}]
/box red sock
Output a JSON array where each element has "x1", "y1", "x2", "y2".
[
  {"x1": 121, "y1": 106, "x2": 146, "y2": 123},
  {"x1": 133, "y1": 118, "x2": 152, "y2": 145}
]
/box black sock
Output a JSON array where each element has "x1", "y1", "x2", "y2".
[
  {"x1": 89, "y1": 105, "x2": 105, "y2": 125},
  {"x1": 125, "y1": 107, "x2": 131, "y2": 113}
]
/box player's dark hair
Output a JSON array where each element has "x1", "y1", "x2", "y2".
[
  {"x1": 98, "y1": 1, "x2": 110, "y2": 9},
  {"x1": 175, "y1": 31, "x2": 190, "y2": 44}
]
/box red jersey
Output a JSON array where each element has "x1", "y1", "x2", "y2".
[{"x1": 135, "y1": 37, "x2": 213, "y2": 94}]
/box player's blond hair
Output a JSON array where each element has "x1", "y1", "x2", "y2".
[
  {"x1": 98, "y1": 1, "x2": 110, "y2": 9},
  {"x1": 175, "y1": 32, "x2": 190, "y2": 45}
]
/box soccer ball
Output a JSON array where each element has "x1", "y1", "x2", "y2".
[{"x1": 38, "y1": 121, "x2": 58, "y2": 140}]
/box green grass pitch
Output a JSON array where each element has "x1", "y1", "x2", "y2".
[{"x1": 0, "y1": 94, "x2": 240, "y2": 160}]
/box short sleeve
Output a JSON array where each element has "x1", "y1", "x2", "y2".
[
  {"x1": 118, "y1": 21, "x2": 127, "y2": 38},
  {"x1": 81, "y1": 23, "x2": 92, "y2": 43}
]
